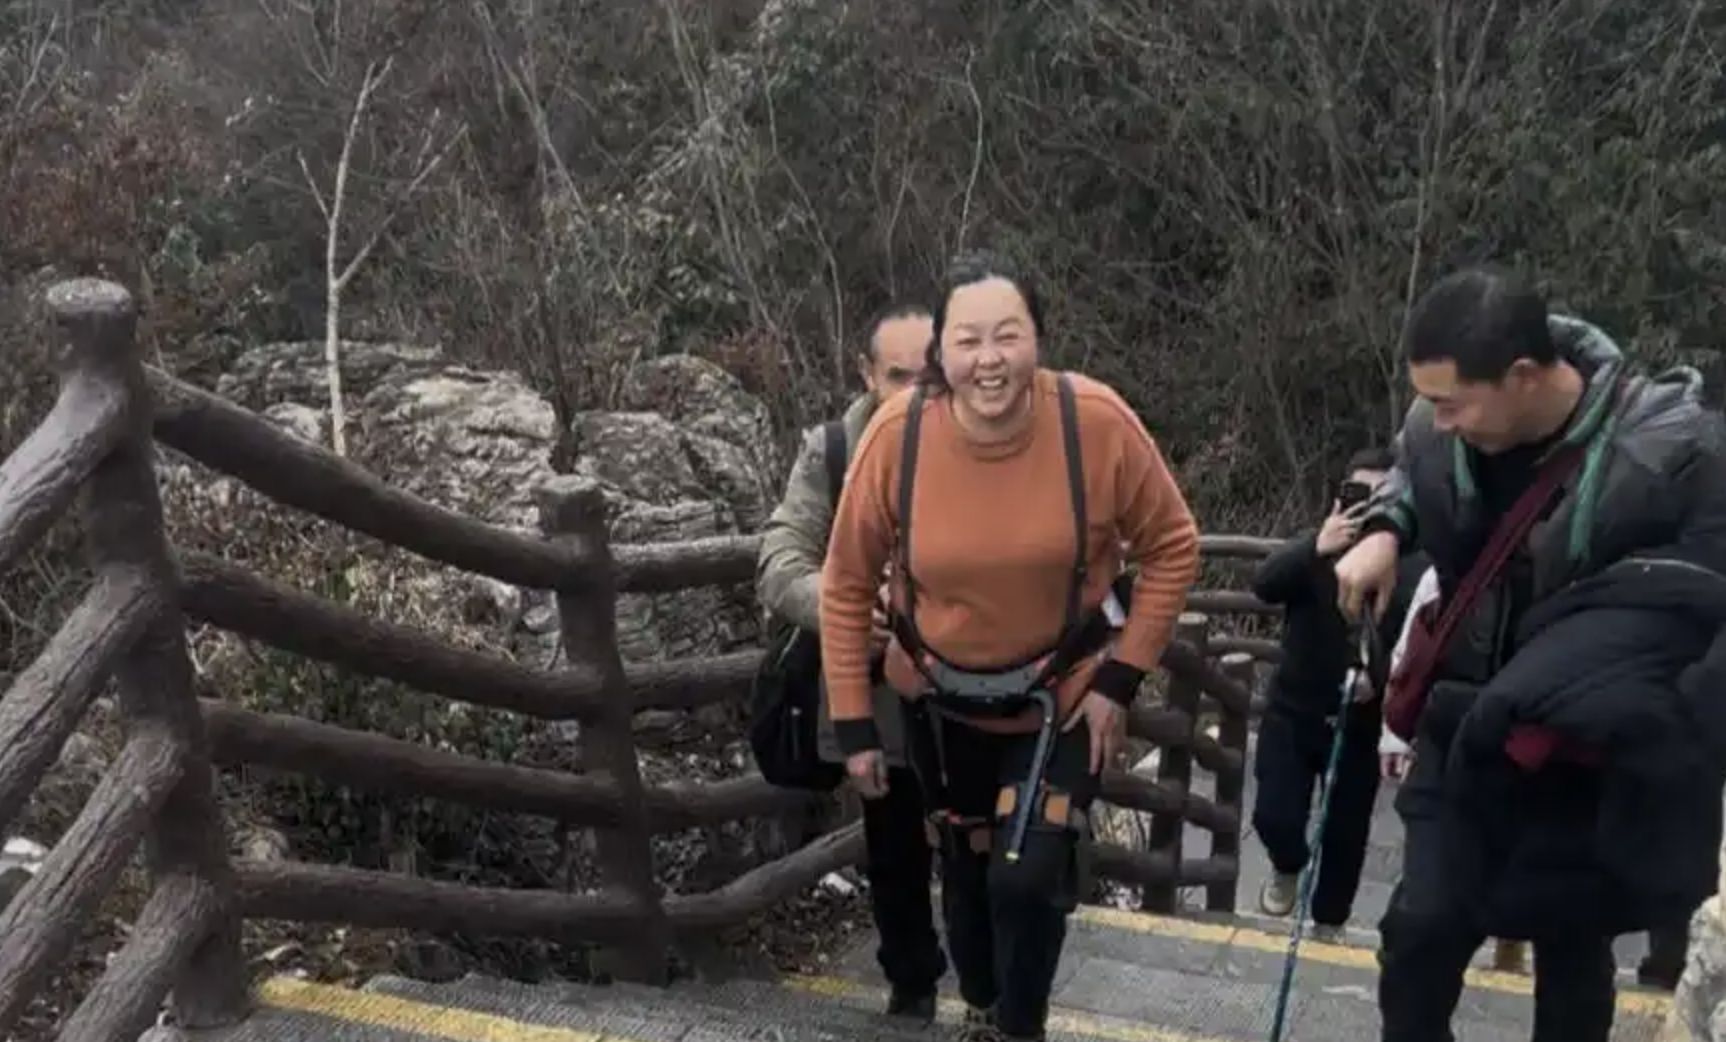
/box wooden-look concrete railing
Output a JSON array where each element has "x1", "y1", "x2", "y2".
[
  {"x1": 0, "y1": 281, "x2": 250, "y2": 1042},
  {"x1": 0, "y1": 278, "x2": 1288, "y2": 1040}
]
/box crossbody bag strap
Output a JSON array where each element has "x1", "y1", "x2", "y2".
[{"x1": 1423, "y1": 443, "x2": 1585, "y2": 671}]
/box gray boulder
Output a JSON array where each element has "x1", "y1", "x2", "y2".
[{"x1": 182, "y1": 340, "x2": 776, "y2": 688}]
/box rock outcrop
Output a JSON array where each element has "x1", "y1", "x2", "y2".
[
  {"x1": 192, "y1": 341, "x2": 778, "y2": 673},
  {"x1": 158, "y1": 340, "x2": 797, "y2": 909},
  {"x1": 568, "y1": 353, "x2": 780, "y2": 664},
  {"x1": 1662, "y1": 807, "x2": 1726, "y2": 1041}
]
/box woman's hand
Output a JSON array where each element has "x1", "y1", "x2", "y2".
[
  {"x1": 846, "y1": 750, "x2": 888, "y2": 798},
  {"x1": 1065, "y1": 691, "x2": 1127, "y2": 775}
]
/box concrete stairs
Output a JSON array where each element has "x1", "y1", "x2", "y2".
[
  {"x1": 196, "y1": 905, "x2": 1671, "y2": 1042},
  {"x1": 194, "y1": 726, "x2": 1672, "y2": 1041}
]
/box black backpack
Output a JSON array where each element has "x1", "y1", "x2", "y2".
[{"x1": 748, "y1": 420, "x2": 849, "y2": 791}]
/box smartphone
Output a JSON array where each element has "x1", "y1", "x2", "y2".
[{"x1": 1337, "y1": 480, "x2": 1373, "y2": 511}]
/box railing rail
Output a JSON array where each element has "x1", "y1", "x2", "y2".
[
  {"x1": 0, "y1": 369, "x2": 129, "y2": 577},
  {"x1": 179, "y1": 550, "x2": 609, "y2": 721},
  {"x1": 148, "y1": 370, "x2": 596, "y2": 591},
  {"x1": 0, "y1": 566, "x2": 159, "y2": 837},
  {"x1": 0, "y1": 278, "x2": 1290, "y2": 1036}
]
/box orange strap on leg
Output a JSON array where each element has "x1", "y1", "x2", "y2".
[
  {"x1": 927, "y1": 810, "x2": 993, "y2": 854},
  {"x1": 996, "y1": 784, "x2": 1083, "y2": 830}
]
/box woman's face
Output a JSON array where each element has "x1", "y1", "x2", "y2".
[{"x1": 939, "y1": 276, "x2": 1039, "y2": 434}]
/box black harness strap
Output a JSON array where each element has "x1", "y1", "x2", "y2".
[
  {"x1": 1055, "y1": 371, "x2": 1088, "y2": 659},
  {"x1": 895, "y1": 385, "x2": 928, "y2": 642},
  {"x1": 892, "y1": 374, "x2": 1096, "y2": 865},
  {"x1": 892, "y1": 374, "x2": 1093, "y2": 690}
]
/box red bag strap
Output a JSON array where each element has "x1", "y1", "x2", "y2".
[{"x1": 1414, "y1": 442, "x2": 1585, "y2": 674}]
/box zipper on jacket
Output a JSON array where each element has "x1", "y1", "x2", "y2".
[{"x1": 1615, "y1": 555, "x2": 1726, "y2": 583}]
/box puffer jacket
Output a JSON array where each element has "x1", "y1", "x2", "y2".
[
  {"x1": 1365, "y1": 314, "x2": 1726, "y2": 753},
  {"x1": 1440, "y1": 551, "x2": 1726, "y2": 938}
]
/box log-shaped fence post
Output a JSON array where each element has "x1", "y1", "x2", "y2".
[
  {"x1": 58, "y1": 279, "x2": 250, "y2": 1025},
  {"x1": 1143, "y1": 611, "x2": 1208, "y2": 913},
  {"x1": 538, "y1": 476, "x2": 670, "y2": 983},
  {"x1": 1206, "y1": 652, "x2": 1254, "y2": 912}
]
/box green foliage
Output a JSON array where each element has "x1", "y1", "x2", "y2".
[{"x1": 10, "y1": 1, "x2": 1722, "y2": 531}]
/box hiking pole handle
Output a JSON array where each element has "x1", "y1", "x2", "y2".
[{"x1": 1337, "y1": 618, "x2": 1378, "y2": 709}]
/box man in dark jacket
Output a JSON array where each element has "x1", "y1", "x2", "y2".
[
  {"x1": 1250, "y1": 448, "x2": 1427, "y2": 940},
  {"x1": 1333, "y1": 265, "x2": 1726, "y2": 1042}
]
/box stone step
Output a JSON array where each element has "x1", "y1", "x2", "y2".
[
  {"x1": 195, "y1": 900, "x2": 1673, "y2": 1042},
  {"x1": 188, "y1": 897, "x2": 1670, "y2": 1035},
  {"x1": 367, "y1": 972, "x2": 942, "y2": 1041},
  {"x1": 821, "y1": 904, "x2": 1670, "y2": 1041}
]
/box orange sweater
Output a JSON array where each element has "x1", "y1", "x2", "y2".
[{"x1": 819, "y1": 369, "x2": 1200, "y2": 753}]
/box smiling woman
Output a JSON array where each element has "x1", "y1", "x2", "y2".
[
  {"x1": 820, "y1": 250, "x2": 1202, "y2": 1042},
  {"x1": 921, "y1": 253, "x2": 1046, "y2": 440}
]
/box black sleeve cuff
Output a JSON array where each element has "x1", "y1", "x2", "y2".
[
  {"x1": 834, "y1": 718, "x2": 882, "y2": 756},
  {"x1": 1090, "y1": 658, "x2": 1147, "y2": 707},
  {"x1": 1361, "y1": 515, "x2": 1404, "y2": 542}
]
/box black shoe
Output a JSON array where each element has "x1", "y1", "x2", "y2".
[
  {"x1": 886, "y1": 987, "x2": 937, "y2": 1024},
  {"x1": 954, "y1": 1006, "x2": 996, "y2": 1041}
]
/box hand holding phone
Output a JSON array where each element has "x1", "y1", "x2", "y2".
[{"x1": 1317, "y1": 498, "x2": 1366, "y2": 556}]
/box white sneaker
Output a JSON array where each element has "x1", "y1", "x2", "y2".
[
  {"x1": 1259, "y1": 872, "x2": 1298, "y2": 917},
  {"x1": 1309, "y1": 923, "x2": 1347, "y2": 945}
]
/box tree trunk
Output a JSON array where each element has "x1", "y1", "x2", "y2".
[{"x1": 324, "y1": 274, "x2": 346, "y2": 457}]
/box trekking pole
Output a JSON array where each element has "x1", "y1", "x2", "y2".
[{"x1": 1267, "y1": 621, "x2": 1373, "y2": 1042}]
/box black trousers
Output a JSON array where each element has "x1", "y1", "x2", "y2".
[
  {"x1": 905, "y1": 704, "x2": 1096, "y2": 1040},
  {"x1": 1378, "y1": 751, "x2": 1616, "y2": 1042},
  {"x1": 860, "y1": 765, "x2": 946, "y2": 995},
  {"x1": 1640, "y1": 915, "x2": 1692, "y2": 989},
  {"x1": 1251, "y1": 700, "x2": 1381, "y2": 926}
]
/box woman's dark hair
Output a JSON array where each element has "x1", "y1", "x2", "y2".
[{"x1": 919, "y1": 249, "x2": 1046, "y2": 391}]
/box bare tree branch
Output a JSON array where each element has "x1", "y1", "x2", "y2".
[
  {"x1": 955, "y1": 49, "x2": 985, "y2": 253},
  {"x1": 294, "y1": 53, "x2": 465, "y2": 457},
  {"x1": 335, "y1": 123, "x2": 467, "y2": 291},
  {"x1": 295, "y1": 149, "x2": 331, "y2": 223}
]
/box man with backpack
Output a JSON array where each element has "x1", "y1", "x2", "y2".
[
  {"x1": 754, "y1": 303, "x2": 945, "y2": 1022},
  {"x1": 1334, "y1": 266, "x2": 1726, "y2": 1042}
]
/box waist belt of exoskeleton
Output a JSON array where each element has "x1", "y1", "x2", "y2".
[{"x1": 890, "y1": 608, "x2": 1114, "y2": 717}]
